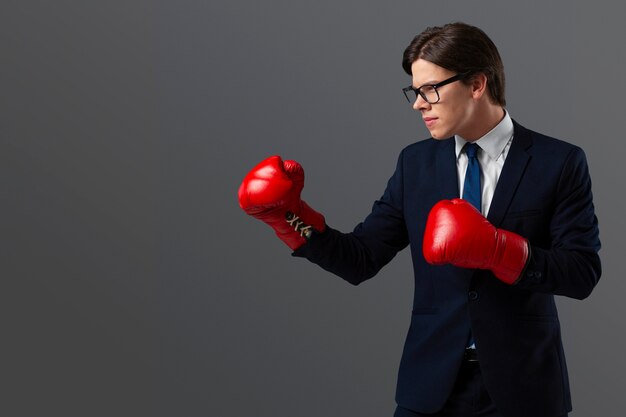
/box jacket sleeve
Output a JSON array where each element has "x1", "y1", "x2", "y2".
[
  {"x1": 292, "y1": 150, "x2": 410, "y2": 285},
  {"x1": 515, "y1": 146, "x2": 601, "y2": 299}
]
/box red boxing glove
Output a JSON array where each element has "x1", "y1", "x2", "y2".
[
  {"x1": 238, "y1": 155, "x2": 325, "y2": 250},
  {"x1": 423, "y1": 198, "x2": 529, "y2": 284}
]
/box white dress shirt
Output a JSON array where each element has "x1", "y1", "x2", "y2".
[{"x1": 455, "y1": 110, "x2": 514, "y2": 217}]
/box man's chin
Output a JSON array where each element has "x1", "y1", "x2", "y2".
[
  {"x1": 429, "y1": 131, "x2": 446, "y2": 140},
  {"x1": 428, "y1": 126, "x2": 453, "y2": 140}
]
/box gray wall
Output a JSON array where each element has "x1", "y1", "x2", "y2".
[{"x1": 1, "y1": 1, "x2": 624, "y2": 416}]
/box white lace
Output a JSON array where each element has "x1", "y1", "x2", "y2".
[{"x1": 285, "y1": 212, "x2": 312, "y2": 238}]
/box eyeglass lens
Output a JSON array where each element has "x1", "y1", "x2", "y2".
[{"x1": 405, "y1": 85, "x2": 439, "y2": 104}]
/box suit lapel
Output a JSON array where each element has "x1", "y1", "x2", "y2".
[
  {"x1": 435, "y1": 138, "x2": 459, "y2": 200},
  {"x1": 487, "y1": 120, "x2": 533, "y2": 227}
]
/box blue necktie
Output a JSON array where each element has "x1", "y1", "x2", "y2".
[
  {"x1": 463, "y1": 143, "x2": 482, "y2": 212},
  {"x1": 463, "y1": 143, "x2": 481, "y2": 348}
]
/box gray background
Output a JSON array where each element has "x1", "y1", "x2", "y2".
[{"x1": 1, "y1": 1, "x2": 624, "y2": 416}]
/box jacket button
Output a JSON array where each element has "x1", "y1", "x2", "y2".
[{"x1": 468, "y1": 291, "x2": 479, "y2": 301}]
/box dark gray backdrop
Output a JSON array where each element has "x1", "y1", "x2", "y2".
[{"x1": 1, "y1": 1, "x2": 624, "y2": 416}]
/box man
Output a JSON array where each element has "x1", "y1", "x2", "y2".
[{"x1": 238, "y1": 22, "x2": 601, "y2": 417}]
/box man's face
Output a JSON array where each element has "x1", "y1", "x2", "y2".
[{"x1": 410, "y1": 59, "x2": 477, "y2": 140}]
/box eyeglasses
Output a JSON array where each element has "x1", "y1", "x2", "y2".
[{"x1": 402, "y1": 72, "x2": 470, "y2": 104}]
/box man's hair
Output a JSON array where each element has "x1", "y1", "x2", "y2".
[{"x1": 402, "y1": 22, "x2": 506, "y2": 106}]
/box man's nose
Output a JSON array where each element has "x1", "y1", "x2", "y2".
[{"x1": 412, "y1": 93, "x2": 431, "y2": 111}]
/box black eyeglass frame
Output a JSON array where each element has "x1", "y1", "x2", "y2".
[{"x1": 402, "y1": 72, "x2": 471, "y2": 104}]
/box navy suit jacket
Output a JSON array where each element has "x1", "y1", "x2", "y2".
[{"x1": 293, "y1": 121, "x2": 601, "y2": 417}]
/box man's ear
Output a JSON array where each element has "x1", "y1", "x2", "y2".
[{"x1": 471, "y1": 73, "x2": 488, "y2": 100}]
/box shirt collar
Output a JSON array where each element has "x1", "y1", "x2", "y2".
[{"x1": 455, "y1": 109, "x2": 514, "y2": 161}]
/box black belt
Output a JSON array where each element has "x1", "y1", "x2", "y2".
[{"x1": 463, "y1": 348, "x2": 479, "y2": 362}]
